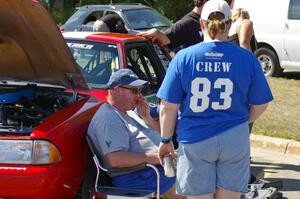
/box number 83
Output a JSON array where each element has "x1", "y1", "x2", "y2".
[{"x1": 190, "y1": 77, "x2": 233, "y2": 112}]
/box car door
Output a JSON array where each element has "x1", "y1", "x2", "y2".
[
  {"x1": 124, "y1": 41, "x2": 166, "y2": 103},
  {"x1": 283, "y1": 0, "x2": 300, "y2": 68}
]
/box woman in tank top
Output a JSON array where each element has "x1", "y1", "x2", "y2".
[{"x1": 228, "y1": 8, "x2": 257, "y2": 52}]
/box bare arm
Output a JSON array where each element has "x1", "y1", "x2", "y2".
[
  {"x1": 158, "y1": 100, "x2": 180, "y2": 164},
  {"x1": 139, "y1": 28, "x2": 171, "y2": 46},
  {"x1": 159, "y1": 100, "x2": 179, "y2": 140},
  {"x1": 238, "y1": 19, "x2": 254, "y2": 52},
  {"x1": 248, "y1": 103, "x2": 269, "y2": 123},
  {"x1": 105, "y1": 151, "x2": 160, "y2": 168}
]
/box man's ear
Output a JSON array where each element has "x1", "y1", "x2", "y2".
[
  {"x1": 227, "y1": 20, "x2": 232, "y2": 31},
  {"x1": 113, "y1": 87, "x2": 120, "y2": 92},
  {"x1": 225, "y1": 20, "x2": 232, "y2": 34},
  {"x1": 200, "y1": 19, "x2": 206, "y2": 31},
  {"x1": 110, "y1": 87, "x2": 120, "y2": 95}
]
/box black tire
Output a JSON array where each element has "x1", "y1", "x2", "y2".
[
  {"x1": 255, "y1": 47, "x2": 283, "y2": 77},
  {"x1": 76, "y1": 157, "x2": 96, "y2": 199}
]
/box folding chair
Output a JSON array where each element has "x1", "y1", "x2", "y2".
[{"x1": 86, "y1": 135, "x2": 161, "y2": 199}]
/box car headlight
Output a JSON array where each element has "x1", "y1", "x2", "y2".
[{"x1": 0, "y1": 140, "x2": 62, "y2": 165}]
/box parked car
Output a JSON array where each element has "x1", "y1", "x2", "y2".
[
  {"x1": 232, "y1": 0, "x2": 300, "y2": 76},
  {"x1": 61, "y1": 4, "x2": 172, "y2": 33},
  {"x1": 0, "y1": 1, "x2": 101, "y2": 199},
  {"x1": 63, "y1": 32, "x2": 171, "y2": 104}
]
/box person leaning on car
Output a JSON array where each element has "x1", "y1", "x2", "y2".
[
  {"x1": 140, "y1": 0, "x2": 210, "y2": 50},
  {"x1": 93, "y1": 13, "x2": 128, "y2": 33},
  {"x1": 87, "y1": 68, "x2": 185, "y2": 199},
  {"x1": 140, "y1": 0, "x2": 232, "y2": 51}
]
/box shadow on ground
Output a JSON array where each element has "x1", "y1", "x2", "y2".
[
  {"x1": 251, "y1": 160, "x2": 300, "y2": 192},
  {"x1": 280, "y1": 71, "x2": 300, "y2": 80}
]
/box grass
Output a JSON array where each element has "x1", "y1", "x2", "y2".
[{"x1": 252, "y1": 73, "x2": 300, "y2": 141}]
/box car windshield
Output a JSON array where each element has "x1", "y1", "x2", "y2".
[
  {"x1": 66, "y1": 39, "x2": 120, "y2": 89},
  {"x1": 123, "y1": 8, "x2": 172, "y2": 30}
]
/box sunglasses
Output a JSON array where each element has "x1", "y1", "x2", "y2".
[{"x1": 119, "y1": 86, "x2": 142, "y2": 94}]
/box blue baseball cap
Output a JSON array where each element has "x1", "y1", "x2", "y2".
[{"x1": 106, "y1": 68, "x2": 148, "y2": 89}]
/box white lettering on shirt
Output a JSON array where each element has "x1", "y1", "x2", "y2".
[{"x1": 196, "y1": 61, "x2": 231, "y2": 72}]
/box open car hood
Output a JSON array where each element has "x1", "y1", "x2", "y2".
[{"x1": 0, "y1": 0, "x2": 89, "y2": 91}]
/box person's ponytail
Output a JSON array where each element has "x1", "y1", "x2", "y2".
[{"x1": 205, "y1": 12, "x2": 227, "y2": 39}]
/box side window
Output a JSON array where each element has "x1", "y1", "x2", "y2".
[
  {"x1": 288, "y1": 0, "x2": 300, "y2": 20},
  {"x1": 153, "y1": 44, "x2": 171, "y2": 71},
  {"x1": 126, "y1": 46, "x2": 159, "y2": 95},
  {"x1": 84, "y1": 11, "x2": 104, "y2": 24}
]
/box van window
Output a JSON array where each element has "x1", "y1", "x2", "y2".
[{"x1": 288, "y1": 0, "x2": 300, "y2": 20}]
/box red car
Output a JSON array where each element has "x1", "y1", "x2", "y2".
[
  {"x1": 0, "y1": 1, "x2": 170, "y2": 199},
  {"x1": 0, "y1": 1, "x2": 100, "y2": 199}
]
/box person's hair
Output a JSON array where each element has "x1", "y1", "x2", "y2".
[
  {"x1": 232, "y1": 8, "x2": 250, "y2": 22},
  {"x1": 205, "y1": 12, "x2": 229, "y2": 39},
  {"x1": 194, "y1": 0, "x2": 204, "y2": 7}
]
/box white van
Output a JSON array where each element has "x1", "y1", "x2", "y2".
[{"x1": 232, "y1": 0, "x2": 300, "y2": 76}]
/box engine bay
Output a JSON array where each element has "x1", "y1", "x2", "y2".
[{"x1": 0, "y1": 85, "x2": 75, "y2": 135}]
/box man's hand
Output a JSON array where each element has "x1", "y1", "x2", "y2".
[
  {"x1": 136, "y1": 95, "x2": 150, "y2": 118},
  {"x1": 138, "y1": 28, "x2": 171, "y2": 46},
  {"x1": 136, "y1": 95, "x2": 160, "y2": 132},
  {"x1": 145, "y1": 152, "x2": 160, "y2": 165},
  {"x1": 138, "y1": 28, "x2": 159, "y2": 42}
]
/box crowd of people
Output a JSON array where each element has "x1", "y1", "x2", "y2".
[{"x1": 88, "y1": 0, "x2": 273, "y2": 199}]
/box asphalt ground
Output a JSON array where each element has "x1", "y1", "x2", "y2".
[
  {"x1": 251, "y1": 147, "x2": 300, "y2": 199},
  {"x1": 250, "y1": 132, "x2": 300, "y2": 199}
]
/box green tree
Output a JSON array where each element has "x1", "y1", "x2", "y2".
[
  {"x1": 153, "y1": 0, "x2": 194, "y2": 21},
  {"x1": 45, "y1": 0, "x2": 195, "y2": 24}
]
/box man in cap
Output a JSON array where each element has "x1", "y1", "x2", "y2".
[{"x1": 87, "y1": 68, "x2": 185, "y2": 199}]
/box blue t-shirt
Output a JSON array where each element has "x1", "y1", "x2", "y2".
[{"x1": 157, "y1": 41, "x2": 273, "y2": 144}]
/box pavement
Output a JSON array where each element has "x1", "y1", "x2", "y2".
[{"x1": 250, "y1": 134, "x2": 300, "y2": 157}]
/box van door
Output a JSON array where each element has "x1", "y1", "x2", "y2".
[{"x1": 283, "y1": 0, "x2": 300, "y2": 68}]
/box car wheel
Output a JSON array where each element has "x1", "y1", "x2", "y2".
[
  {"x1": 255, "y1": 47, "x2": 283, "y2": 77},
  {"x1": 76, "y1": 157, "x2": 96, "y2": 199}
]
